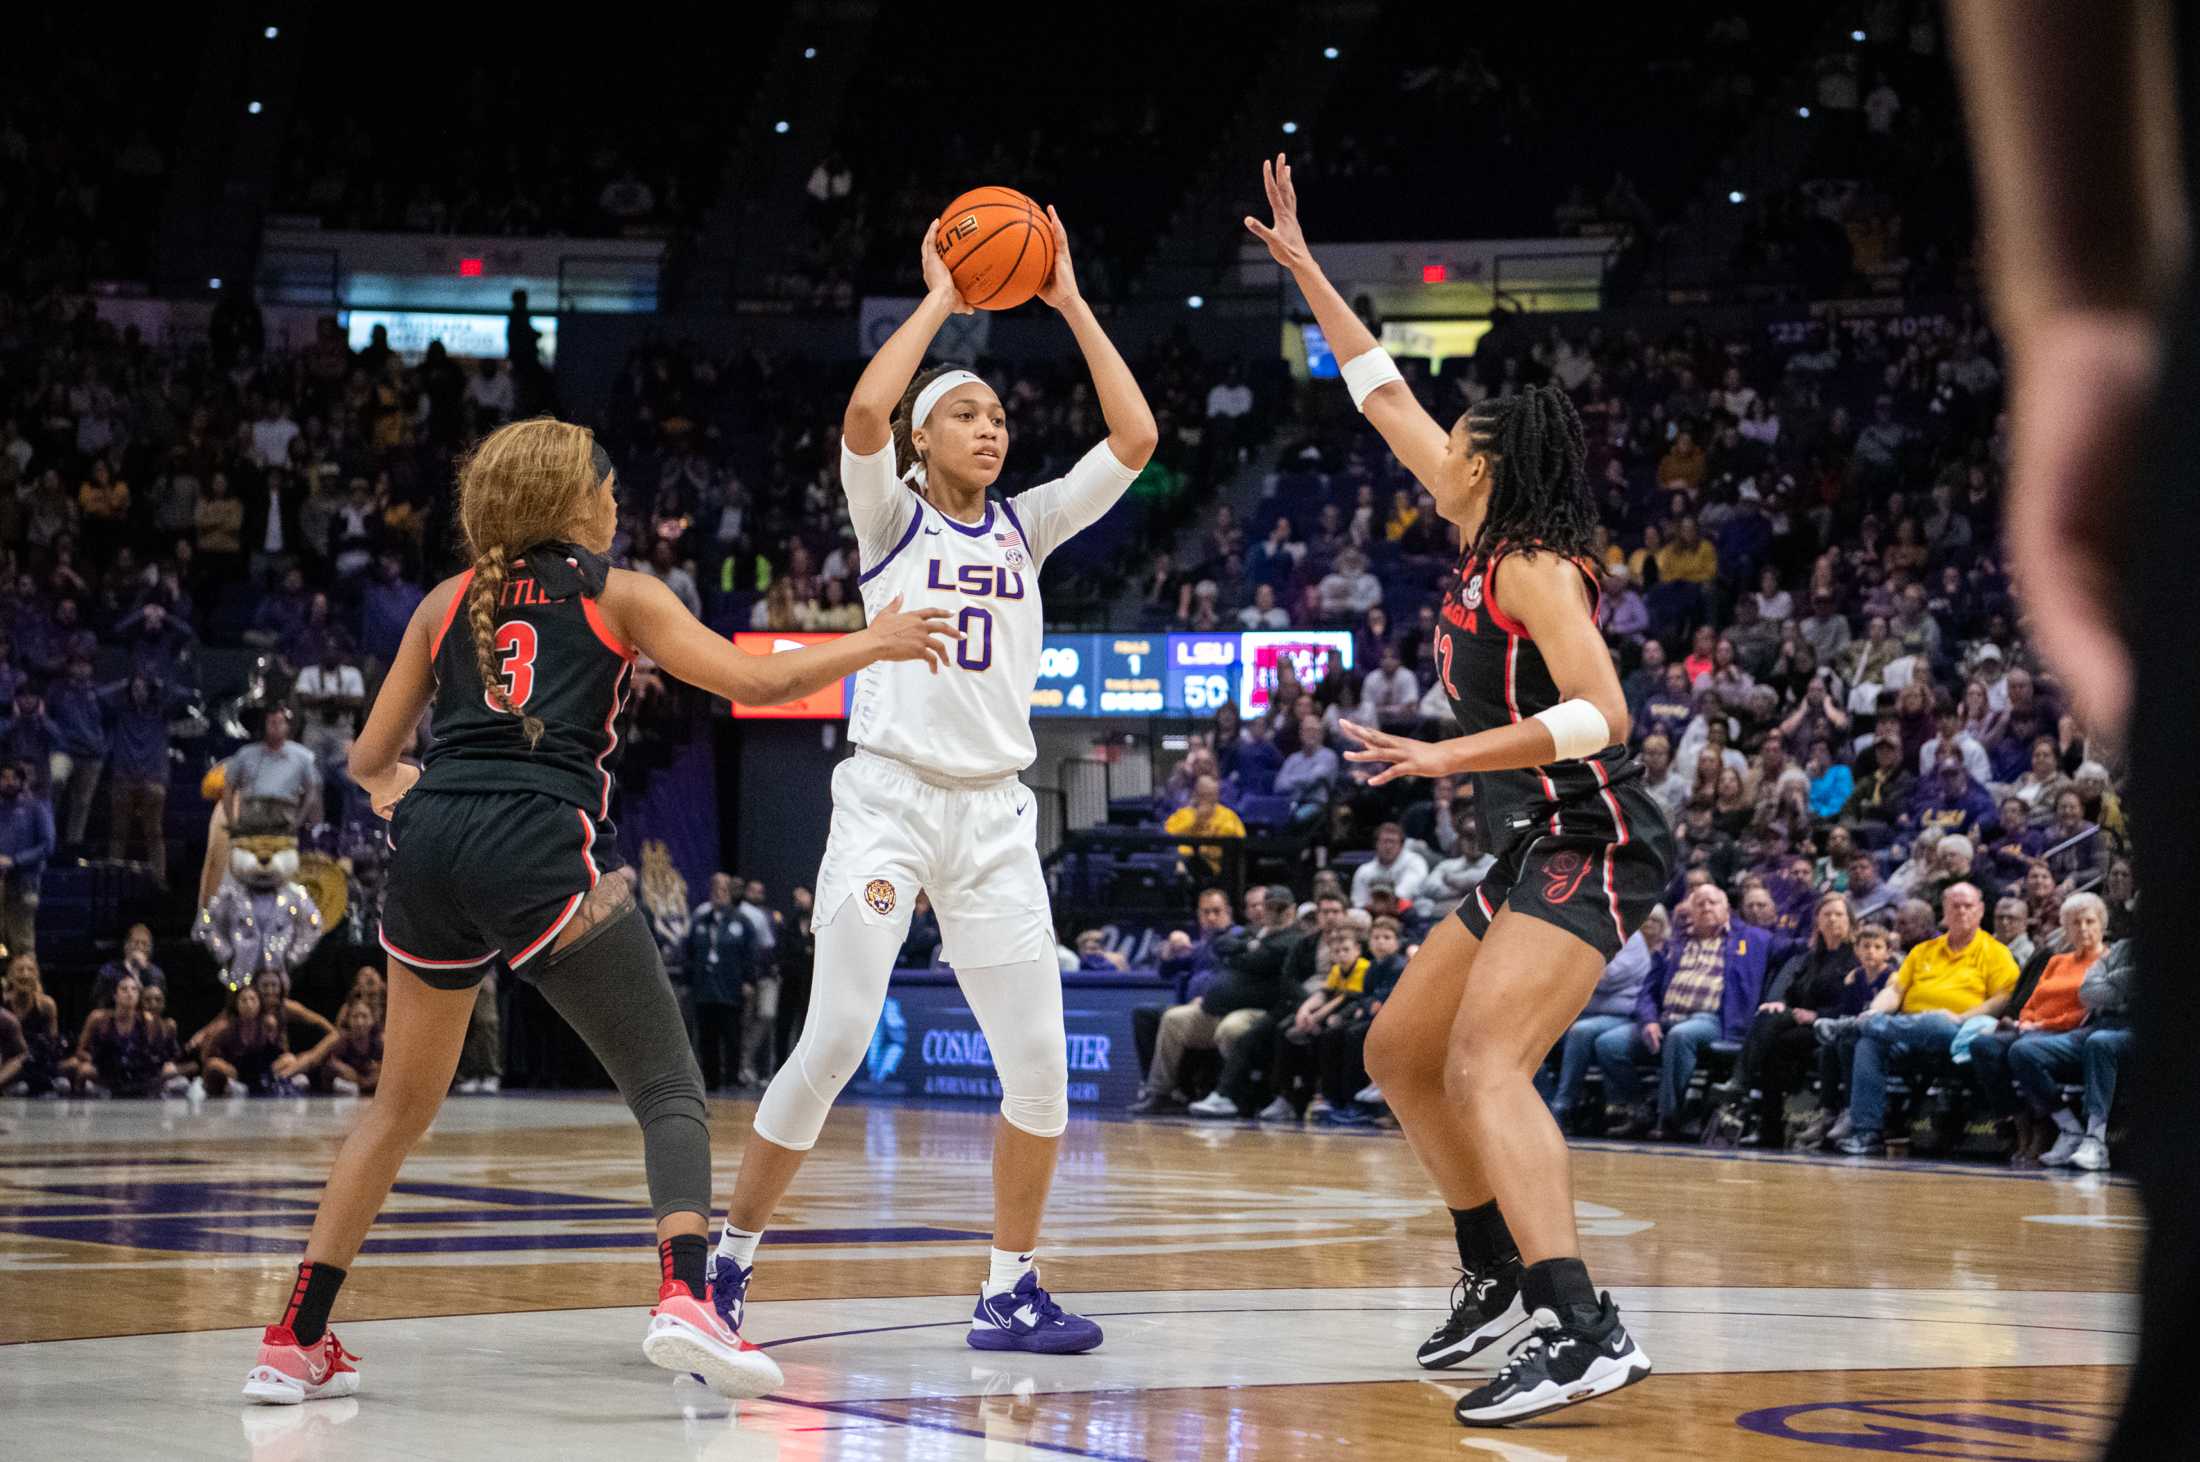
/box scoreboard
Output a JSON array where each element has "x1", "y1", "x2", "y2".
[{"x1": 732, "y1": 628, "x2": 1355, "y2": 720}]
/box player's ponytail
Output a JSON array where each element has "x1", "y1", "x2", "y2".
[
  {"x1": 1461, "y1": 382, "x2": 1596, "y2": 563},
  {"x1": 454, "y1": 416, "x2": 605, "y2": 752},
  {"x1": 890, "y1": 364, "x2": 962, "y2": 483}
]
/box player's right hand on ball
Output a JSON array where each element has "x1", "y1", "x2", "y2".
[
  {"x1": 920, "y1": 218, "x2": 976, "y2": 315},
  {"x1": 868, "y1": 594, "x2": 961, "y2": 673}
]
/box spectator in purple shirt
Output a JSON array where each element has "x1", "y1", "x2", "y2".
[
  {"x1": 1138, "y1": 886, "x2": 1246, "y2": 1077},
  {"x1": 0, "y1": 760, "x2": 55, "y2": 956},
  {"x1": 0, "y1": 686, "x2": 61, "y2": 792},
  {"x1": 44, "y1": 653, "x2": 106, "y2": 845},
  {"x1": 111, "y1": 601, "x2": 196, "y2": 683},
  {"x1": 104, "y1": 673, "x2": 184, "y2": 883},
  {"x1": 358, "y1": 551, "x2": 424, "y2": 669}
]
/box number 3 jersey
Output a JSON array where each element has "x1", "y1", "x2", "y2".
[
  {"x1": 414, "y1": 541, "x2": 636, "y2": 817},
  {"x1": 841, "y1": 436, "x2": 1139, "y2": 780}
]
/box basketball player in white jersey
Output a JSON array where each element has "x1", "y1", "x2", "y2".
[{"x1": 706, "y1": 210, "x2": 1157, "y2": 1376}]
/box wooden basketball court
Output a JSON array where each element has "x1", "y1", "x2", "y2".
[{"x1": 0, "y1": 1094, "x2": 2134, "y2": 1459}]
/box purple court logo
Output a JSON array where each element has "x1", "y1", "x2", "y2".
[
  {"x1": 1736, "y1": 1399, "x2": 2117, "y2": 1460},
  {"x1": 864, "y1": 878, "x2": 897, "y2": 915}
]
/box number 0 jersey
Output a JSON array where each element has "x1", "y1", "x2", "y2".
[
  {"x1": 1433, "y1": 543, "x2": 1661, "y2": 854},
  {"x1": 414, "y1": 542, "x2": 636, "y2": 817},
  {"x1": 841, "y1": 436, "x2": 1138, "y2": 781}
]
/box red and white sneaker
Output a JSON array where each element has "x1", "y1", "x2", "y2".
[
  {"x1": 242, "y1": 1325, "x2": 361, "y2": 1405},
  {"x1": 642, "y1": 1279, "x2": 783, "y2": 1399}
]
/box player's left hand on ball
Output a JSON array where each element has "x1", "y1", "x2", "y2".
[
  {"x1": 1036, "y1": 205, "x2": 1079, "y2": 309},
  {"x1": 869, "y1": 593, "x2": 962, "y2": 673},
  {"x1": 1339, "y1": 719, "x2": 1448, "y2": 784}
]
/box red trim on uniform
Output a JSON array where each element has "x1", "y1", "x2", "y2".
[
  {"x1": 593, "y1": 662, "x2": 632, "y2": 819},
  {"x1": 1475, "y1": 885, "x2": 1495, "y2": 921},
  {"x1": 510, "y1": 891, "x2": 585, "y2": 968},
  {"x1": 1504, "y1": 635, "x2": 1563, "y2": 833},
  {"x1": 428, "y1": 569, "x2": 476, "y2": 659},
  {"x1": 1482, "y1": 553, "x2": 1531, "y2": 639},
  {"x1": 1590, "y1": 759, "x2": 1632, "y2": 847},
  {"x1": 580, "y1": 596, "x2": 635, "y2": 661},
  {"x1": 377, "y1": 930, "x2": 496, "y2": 971},
  {"x1": 576, "y1": 808, "x2": 601, "y2": 889},
  {"x1": 1601, "y1": 848, "x2": 1626, "y2": 947}
]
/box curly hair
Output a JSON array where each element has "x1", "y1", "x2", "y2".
[
  {"x1": 1461, "y1": 383, "x2": 1598, "y2": 563},
  {"x1": 453, "y1": 417, "x2": 604, "y2": 748}
]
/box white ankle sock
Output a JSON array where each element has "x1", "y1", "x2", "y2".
[
  {"x1": 985, "y1": 1246, "x2": 1035, "y2": 1293},
  {"x1": 2051, "y1": 1109, "x2": 2082, "y2": 1136},
  {"x1": 717, "y1": 1223, "x2": 763, "y2": 1268},
  {"x1": 2087, "y1": 1118, "x2": 2109, "y2": 1140}
]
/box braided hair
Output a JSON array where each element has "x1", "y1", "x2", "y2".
[
  {"x1": 453, "y1": 417, "x2": 605, "y2": 749},
  {"x1": 1460, "y1": 383, "x2": 1597, "y2": 564}
]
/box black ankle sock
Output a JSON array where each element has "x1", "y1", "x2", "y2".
[
  {"x1": 661, "y1": 1234, "x2": 709, "y2": 1299},
  {"x1": 282, "y1": 1260, "x2": 346, "y2": 1344},
  {"x1": 1521, "y1": 1257, "x2": 1601, "y2": 1329},
  {"x1": 1450, "y1": 1201, "x2": 1521, "y2": 1273}
]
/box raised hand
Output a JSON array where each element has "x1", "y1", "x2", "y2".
[
  {"x1": 1339, "y1": 719, "x2": 1452, "y2": 785},
  {"x1": 1243, "y1": 153, "x2": 1314, "y2": 273},
  {"x1": 920, "y1": 218, "x2": 975, "y2": 315},
  {"x1": 1036, "y1": 205, "x2": 1080, "y2": 310},
  {"x1": 865, "y1": 593, "x2": 962, "y2": 674}
]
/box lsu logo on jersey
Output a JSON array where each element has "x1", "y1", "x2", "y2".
[{"x1": 864, "y1": 878, "x2": 897, "y2": 915}]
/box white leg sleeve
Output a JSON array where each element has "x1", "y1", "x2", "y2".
[
  {"x1": 751, "y1": 897, "x2": 901, "y2": 1151},
  {"x1": 956, "y1": 957, "x2": 1070, "y2": 1139}
]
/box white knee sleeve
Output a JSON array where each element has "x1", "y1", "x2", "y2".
[
  {"x1": 752, "y1": 898, "x2": 901, "y2": 1152},
  {"x1": 958, "y1": 957, "x2": 1070, "y2": 1139}
]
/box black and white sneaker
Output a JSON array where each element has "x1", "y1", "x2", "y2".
[
  {"x1": 1453, "y1": 1293, "x2": 1651, "y2": 1426},
  {"x1": 1416, "y1": 1264, "x2": 1527, "y2": 1370}
]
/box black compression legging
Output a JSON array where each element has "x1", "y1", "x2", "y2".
[{"x1": 530, "y1": 901, "x2": 710, "y2": 1219}]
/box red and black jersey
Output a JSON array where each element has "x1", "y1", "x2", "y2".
[
  {"x1": 1432, "y1": 542, "x2": 1659, "y2": 855},
  {"x1": 415, "y1": 542, "x2": 635, "y2": 817}
]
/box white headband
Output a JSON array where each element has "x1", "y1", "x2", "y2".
[{"x1": 910, "y1": 370, "x2": 985, "y2": 432}]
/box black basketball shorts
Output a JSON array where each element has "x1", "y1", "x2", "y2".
[
  {"x1": 1454, "y1": 829, "x2": 1672, "y2": 962},
  {"x1": 378, "y1": 789, "x2": 621, "y2": 989}
]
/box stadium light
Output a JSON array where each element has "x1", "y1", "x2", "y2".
[
  {"x1": 208, "y1": 278, "x2": 222, "y2": 290},
  {"x1": 1323, "y1": 46, "x2": 1339, "y2": 60},
  {"x1": 263, "y1": 26, "x2": 279, "y2": 39},
  {"x1": 1728, "y1": 189, "x2": 1745, "y2": 205},
  {"x1": 1797, "y1": 105, "x2": 1811, "y2": 119},
  {"x1": 803, "y1": 46, "x2": 816, "y2": 59},
  {"x1": 1850, "y1": 28, "x2": 1865, "y2": 41},
  {"x1": 1281, "y1": 120, "x2": 1298, "y2": 135},
  {"x1": 247, "y1": 101, "x2": 262, "y2": 115},
  {"x1": 1187, "y1": 295, "x2": 1205, "y2": 309},
  {"x1": 774, "y1": 120, "x2": 790, "y2": 134}
]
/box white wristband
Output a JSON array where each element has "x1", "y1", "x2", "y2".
[
  {"x1": 1339, "y1": 347, "x2": 1404, "y2": 411},
  {"x1": 1531, "y1": 699, "x2": 1612, "y2": 761}
]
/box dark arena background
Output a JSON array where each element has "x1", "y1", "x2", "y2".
[{"x1": 0, "y1": 4, "x2": 2165, "y2": 1459}]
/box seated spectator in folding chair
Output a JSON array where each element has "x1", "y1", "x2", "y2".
[
  {"x1": 1400, "y1": 774, "x2": 1467, "y2": 859},
  {"x1": 2069, "y1": 940, "x2": 2134, "y2": 1172},
  {"x1": 1137, "y1": 887, "x2": 1244, "y2": 1076},
  {"x1": 1315, "y1": 917, "x2": 1406, "y2": 1124},
  {"x1": 1543, "y1": 904, "x2": 1666, "y2": 1129},
  {"x1": 1350, "y1": 822, "x2": 1428, "y2": 909},
  {"x1": 1417, "y1": 822, "x2": 1494, "y2": 923},
  {"x1": 1845, "y1": 850, "x2": 1901, "y2": 923},
  {"x1": 1594, "y1": 885, "x2": 1791, "y2": 1140},
  {"x1": 1164, "y1": 774, "x2": 1247, "y2": 879},
  {"x1": 1192, "y1": 895, "x2": 1350, "y2": 1118},
  {"x1": 1131, "y1": 887, "x2": 1301, "y2": 1115},
  {"x1": 1993, "y1": 896, "x2": 2037, "y2": 967},
  {"x1": 1834, "y1": 882, "x2": 2020, "y2": 1155},
  {"x1": 1967, "y1": 894, "x2": 2111, "y2": 1165},
  {"x1": 1274, "y1": 714, "x2": 1340, "y2": 824},
  {"x1": 1712, "y1": 897, "x2": 1887, "y2": 1147},
  {"x1": 1258, "y1": 925, "x2": 1370, "y2": 1122}
]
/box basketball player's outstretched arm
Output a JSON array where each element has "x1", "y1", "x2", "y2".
[
  {"x1": 1009, "y1": 207, "x2": 1159, "y2": 557},
  {"x1": 1246, "y1": 154, "x2": 1449, "y2": 489},
  {"x1": 348, "y1": 586, "x2": 444, "y2": 817},
  {"x1": 1342, "y1": 555, "x2": 1629, "y2": 783},
  {"x1": 607, "y1": 572, "x2": 957, "y2": 707}
]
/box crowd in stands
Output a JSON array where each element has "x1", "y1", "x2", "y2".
[{"x1": 1115, "y1": 273, "x2": 2136, "y2": 1168}]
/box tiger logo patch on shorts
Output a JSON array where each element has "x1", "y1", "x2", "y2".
[{"x1": 864, "y1": 878, "x2": 897, "y2": 915}]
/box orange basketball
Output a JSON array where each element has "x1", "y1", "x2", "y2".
[{"x1": 934, "y1": 186, "x2": 1055, "y2": 310}]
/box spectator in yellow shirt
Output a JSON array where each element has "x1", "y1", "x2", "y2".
[
  {"x1": 1165, "y1": 774, "x2": 1247, "y2": 877},
  {"x1": 1655, "y1": 515, "x2": 1720, "y2": 585},
  {"x1": 1836, "y1": 882, "x2": 2018, "y2": 1154},
  {"x1": 78, "y1": 457, "x2": 130, "y2": 559}
]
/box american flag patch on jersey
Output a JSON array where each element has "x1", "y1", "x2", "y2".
[{"x1": 994, "y1": 532, "x2": 1016, "y2": 546}]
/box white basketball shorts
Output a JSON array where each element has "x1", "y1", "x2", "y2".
[{"x1": 810, "y1": 749, "x2": 1055, "y2": 969}]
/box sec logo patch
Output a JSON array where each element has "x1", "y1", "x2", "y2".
[
  {"x1": 1005, "y1": 547, "x2": 1027, "y2": 571},
  {"x1": 864, "y1": 878, "x2": 897, "y2": 915}
]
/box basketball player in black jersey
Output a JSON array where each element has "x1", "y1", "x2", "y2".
[
  {"x1": 1250, "y1": 157, "x2": 1673, "y2": 1427},
  {"x1": 241, "y1": 418, "x2": 953, "y2": 1406}
]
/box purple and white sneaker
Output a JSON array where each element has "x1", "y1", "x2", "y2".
[
  {"x1": 708, "y1": 1254, "x2": 753, "y2": 1335},
  {"x1": 967, "y1": 1271, "x2": 1103, "y2": 1354}
]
